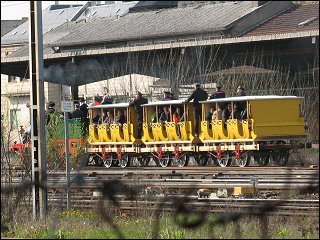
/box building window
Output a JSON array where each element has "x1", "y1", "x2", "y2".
[{"x1": 10, "y1": 109, "x2": 21, "y2": 130}]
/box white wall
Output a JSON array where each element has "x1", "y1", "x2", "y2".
[{"x1": 78, "y1": 73, "x2": 158, "y2": 101}]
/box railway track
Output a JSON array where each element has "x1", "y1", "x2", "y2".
[
  {"x1": 47, "y1": 194, "x2": 319, "y2": 217},
  {"x1": 3, "y1": 166, "x2": 319, "y2": 190},
  {"x1": 2, "y1": 166, "x2": 318, "y2": 216},
  {"x1": 47, "y1": 166, "x2": 319, "y2": 190}
]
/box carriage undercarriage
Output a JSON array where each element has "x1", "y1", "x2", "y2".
[{"x1": 86, "y1": 139, "x2": 304, "y2": 168}]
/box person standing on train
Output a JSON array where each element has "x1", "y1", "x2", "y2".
[
  {"x1": 79, "y1": 99, "x2": 89, "y2": 118},
  {"x1": 79, "y1": 99, "x2": 89, "y2": 134},
  {"x1": 162, "y1": 91, "x2": 173, "y2": 101},
  {"x1": 102, "y1": 95, "x2": 113, "y2": 104},
  {"x1": 90, "y1": 95, "x2": 102, "y2": 107},
  {"x1": 129, "y1": 92, "x2": 148, "y2": 138},
  {"x1": 209, "y1": 84, "x2": 225, "y2": 99},
  {"x1": 71, "y1": 104, "x2": 84, "y2": 119},
  {"x1": 186, "y1": 83, "x2": 208, "y2": 136},
  {"x1": 236, "y1": 86, "x2": 247, "y2": 113},
  {"x1": 170, "y1": 92, "x2": 177, "y2": 100},
  {"x1": 236, "y1": 86, "x2": 246, "y2": 96}
]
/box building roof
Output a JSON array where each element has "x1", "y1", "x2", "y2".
[
  {"x1": 1, "y1": 1, "x2": 139, "y2": 45},
  {"x1": 45, "y1": 1, "x2": 257, "y2": 48},
  {"x1": 4, "y1": 1, "x2": 258, "y2": 59},
  {"x1": 2, "y1": 1, "x2": 318, "y2": 83},
  {"x1": 242, "y1": 3, "x2": 319, "y2": 36},
  {"x1": 1, "y1": 19, "x2": 27, "y2": 37},
  {"x1": 1, "y1": 5, "x2": 82, "y2": 45},
  {"x1": 201, "y1": 65, "x2": 278, "y2": 77}
]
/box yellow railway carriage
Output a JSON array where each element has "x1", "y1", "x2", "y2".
[
  {"x1": 140, "y1": 100, "x2": 199, "y2": 167},
  {"x1": 199, "y1": 96, "x2": 307, "y2": 167},
  {"x1": 87, "y1": 102, "x2": 141, "y2": 168},
  {"x1": 84, "y1": 95, "x2": 308, "y2": 168}
]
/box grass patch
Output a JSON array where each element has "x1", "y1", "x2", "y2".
[{"x1": 2, "y1": 208, "x2": 319, "y2": 239}]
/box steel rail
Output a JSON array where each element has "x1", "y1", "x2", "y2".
[{"x1": 46, "y1": 196, "x2": 319, "y2": 216}]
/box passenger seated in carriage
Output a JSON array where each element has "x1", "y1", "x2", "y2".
[
  {"x1": 212, "y1": 103, "x2": 223, "y2": 120},
  {"x1": 205, "y1": 106, "x2": 215, "y2": 129},
  {"x1": 104, "y1": 111, "x2": 114, "y2": 124},
  {"x1": 205, "y1": 106, "x2": 215, "y2": 121},
  {"x1": 222, "y1": 102, "x2": 232, "y2": 128},
  {"x1": 98, "y1": 110, "x2": 108, "y2": 124},
  {"x1": 115, "y1": 109, "x2": 126, "y2": 125},
  {"x1": 159, "y1": 106, "x2": 171, "y2": 122},
  {"x1": 232, "y1": 101, "x2": 248, "y2": 120},
  {"x1": 240, "y1": 107, "x2": 247, "y2": 119},
  {"x1": 173, "y1": 107, "x2": 182, "y2": 123},
  {"x1": 151, "y1": 111, "x2": 157, "y2": 123},
  {"x1": 92, "y1": 114, "x2": 100, "y2": 124},
  {"x1": 173, "y1": 107, "x2": 183, "y2": 137},
  {"x1": 232, "y1": 102, "x2": 243, "y2": 120}
]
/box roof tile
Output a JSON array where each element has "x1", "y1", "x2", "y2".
[
  {"x1": 46, "y1": 2, "x2": 256, "y2": 47},
  {"x1": 243, "y1": 4, "x2": 319, "y2": 36}
]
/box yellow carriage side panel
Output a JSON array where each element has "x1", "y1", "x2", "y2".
[
  {"x1": 179, "y1": 121, "x2": 194, "y2": 141},
  {"x1": 123, "y1": 123, "x2": 130, "y2": 142},
  {"x1": 110, "y1": 124, "x2": 125, "y2": 142},
  {"x1": 200, "y1": 121, "x2": 214, "y2": 140},
  {"x1": 249, "y1": 99, "x2": 305, "y2": 139},
  {"x1": 226, "y1": 119, "x2": 244, "y2": 139},
  {"x1": 212, "y1": 120, "x2": 228, "y2": 140},
  {"x1": 182, "y1": 103, "x2": 195, "y2": 141},
  {"x1": 88, "y1": 124, "x2": 99, "y2": 143},
  {"x1": 123, "y1": 123, "x2": 135, "y2": 142},
  {"x1": 165, "y1": 122, "x2": 181, "y2": 141},
  {"x1": 129, "y1": 123, "x2": 137, "y2": 142},
  {"x1": 151, "y1": 122, "x2": 168, "y2": 141},
  {"x1": 98, "y1": 124, "x2": 112, "y2": 142},
  {"x1": 142, "y1": 123, "x2": 154, "y2": 142},
  {"x1": 241, "y1": 119, "x2": 256, "y2": 139}
]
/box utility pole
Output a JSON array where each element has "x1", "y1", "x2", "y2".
[
  {"x1": 29, "y1": 1, "x2": 47, "y2": 219},
  {"x1": 71, "y1": 57, "x2": 79, "y2": 101},
  {"x1": 61, "y1": 100, "x2": 73, "y2": 210}
]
